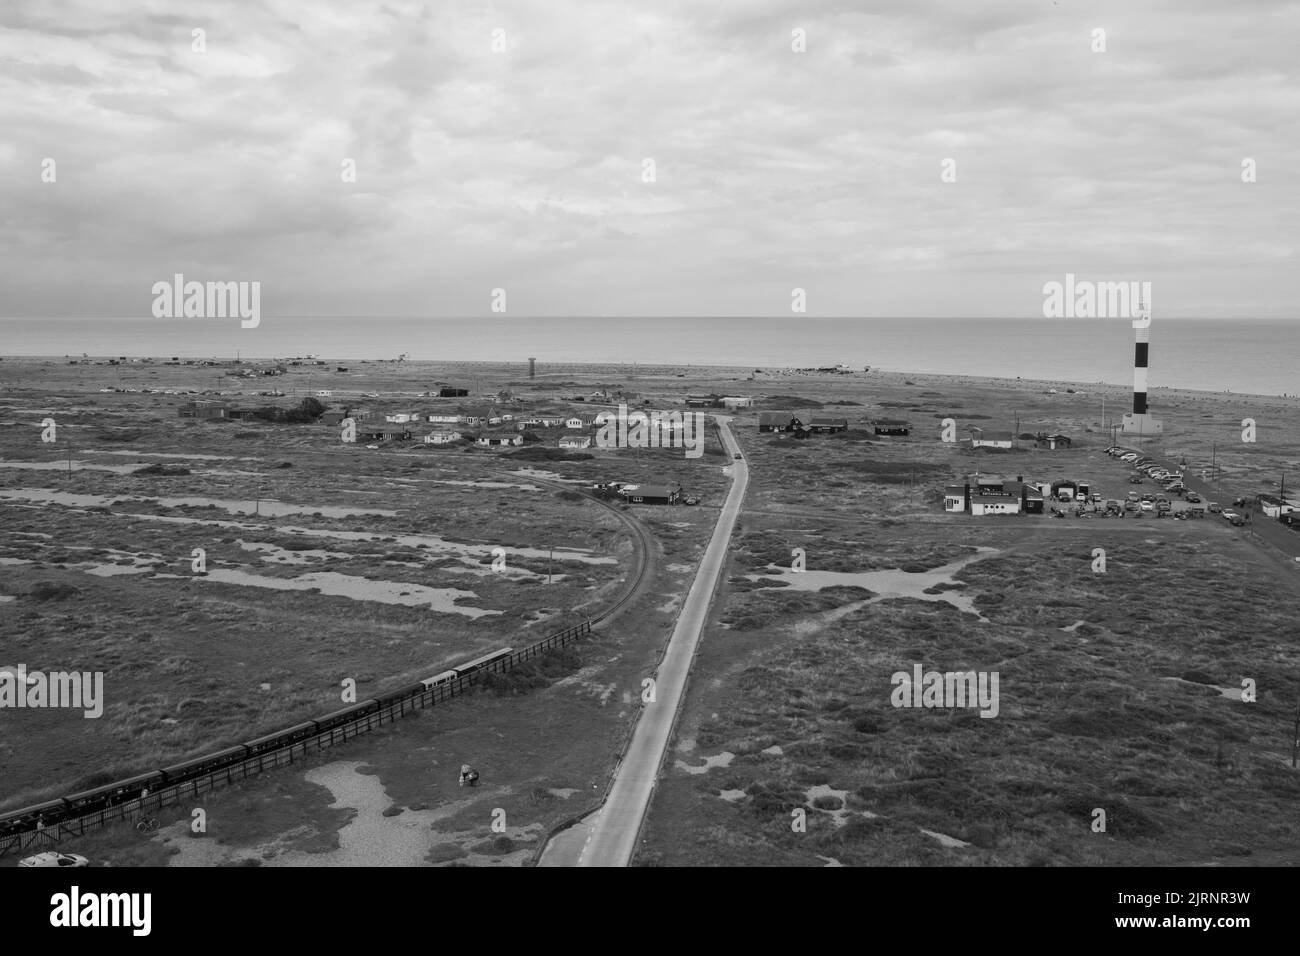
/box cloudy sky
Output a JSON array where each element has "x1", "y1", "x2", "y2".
[{"x1": 1, "y1": 0, "x2": 1296, "y2": 319}]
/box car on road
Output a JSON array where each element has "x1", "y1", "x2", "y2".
[
  {"x1": 365, "y1": 444, "x2": 379, "y2": 450},
  {"x1": 684, "y1": 496, "x2": 700, "y2": 506},
  {"x1": 19, "y1": 852, "x2": 89, "y2": 868},
  {"x1": 1129, "y1": 476, "x2": 1144, "y2": 484},
  {"x1": 1120, "y1": 453, "x2": 1139, "y2": 461},
  {"x1": 1222, "y1": 510, "x2": 1246, "y2": 526},
  {"x1": 733, "y1": 453, "x2": 743, "y2": 460}
]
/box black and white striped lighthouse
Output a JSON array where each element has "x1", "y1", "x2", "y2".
[
  {"x1": 1121, "y1": 289, "x2": 1163, "y2": 436},
  {"x1": 1132, "y1": 317, "x2": 1149, "y2": 415}
]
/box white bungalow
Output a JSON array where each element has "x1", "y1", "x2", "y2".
[
  {"x1": 565, "y1": 417, "x2": 586, "y2": 429},
  {"x1": 427, "y1": 413, "x2": 459, "y2": 424},
  {"x1": 970, "y1": 496, "x2": 1021, "y2": 516},
  {"x1": 559, "y1": 435, "x2": 591, "y2": 449},
  {"x1": 971, "y1": 430, "x2": 1015, "y2": 449},
  {"x1": 424, "y1": 430, "x2": 462, "y2": 445},
  {"x1": 477, "y1": 433, "x2": 523, "y2": 447}
]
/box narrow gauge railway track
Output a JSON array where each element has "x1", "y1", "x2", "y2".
[
  {"x1": 0, "y1": 472, "x2": 651, "y2": 851},
  {"x1": 495, "y1": 470, "x2": 654, "y2": 627}
]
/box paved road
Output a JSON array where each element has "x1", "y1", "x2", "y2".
[{"x1": 558, "y1": 416, "x2": 748, "y2": 867}]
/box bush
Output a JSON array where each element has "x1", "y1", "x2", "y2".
[
  {"x1": 479, "y1": 647, "x2": 582, "y2": 695},
  {"x1": 852, "y1": 716, "x2": 881, "y2": 734},
  {"x1": 27, "y1": 581, "x2": 80, "y2": 601}
]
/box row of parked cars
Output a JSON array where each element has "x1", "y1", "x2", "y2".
[{"x1": 1105, "y1": 446, "x2": 1247, "y2": 526}]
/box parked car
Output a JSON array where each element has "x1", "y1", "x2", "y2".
[
  {"x1": 1186, "y1": 494, "x2": 1202, "y2": 504},
  {"x1": 1127, "y1": 491, "x2": 1140, "y2": 501},
  {"x1": 19, "y1": 852, "x2": 89, "y2": 868},
  {"x1": 1124, "y1": 500, "x2": 1138, "y2": 511},
  {"x1": 1208, "y1": 502, "x2": 1222, "y2": 513},
  {"x1": 1141, "y1": 494, "x2": 1155, "y2": 502},
  {"x1": 1090, "y1": 493, "x2": 1102, "y2": 503},
  {"x1": 1075, "y1": 492, "x2": 1087, "y2": 502},
  {"x1": 1140, "y1": 501, "x2": 1154, "y2": 511},
  {"x1": 684, "y1": 496, "x2": 700, "y2": 506},
  {"x1": 1121, "y1": 453, "x2": 1138, "y2": 461},
  {"x1": 1128, "y1": 476, "x2": 1144, "y2": 484}
]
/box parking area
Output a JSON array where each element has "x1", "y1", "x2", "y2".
[{"x1": 1095, "y1": 445, "x2": 1246, "y2": 525}]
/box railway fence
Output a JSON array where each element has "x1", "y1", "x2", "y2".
[{"x1": 0, "y1": 620, "x2": 592, "y2": 859}]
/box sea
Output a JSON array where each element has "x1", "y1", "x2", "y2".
[{"x1": 1, "y1": 317, "x2": 1297, "y2": 397}]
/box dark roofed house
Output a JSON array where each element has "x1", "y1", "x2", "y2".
[
  {"x1": 1036, "y1": 433, "x2": 1072, "y2": 450},
  {"x1": 758, "y1": 412, "x2": 803, "y2": 433},
  {"x1": 178, "y1": 400, "x2": 228, "y2": 420},
  {"x1": 618, "y1": 484, "x2": 681, "y2": 505},
  {"x1": 872, "y1": 419, "x2": 911, "y2": 436},
  {"x1": 360, "y1": 425, "x2": 412, "y2": 441},
  {"x1": 807, "y1": 416, "x2": 848, "y2": 434}
]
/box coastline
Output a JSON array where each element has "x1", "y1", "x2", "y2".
[{"x1": 3, "y1": 353, "x2": 1298, "y2": 404}]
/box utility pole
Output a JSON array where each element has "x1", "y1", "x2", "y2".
[{"x1": 548, "y1": 548, "x2": 553, "y2": 584}]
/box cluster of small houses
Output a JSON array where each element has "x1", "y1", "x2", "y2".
[
  {"x1": 758, "y1": 413, "x2": 914, "y2": 436},
  {"x1": 943, "y1": 476, "x2": 1087, "y2": 516},
  {"x1": 178, "y1": 399, "x2": 630, "y2": 449},
  {"x1": 350, "y1": 409, "x2": 602, "y2": 448}
]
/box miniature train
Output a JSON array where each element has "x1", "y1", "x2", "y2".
[{"x1": 0, "y1": 647, "x2": 513, "y2": 838}]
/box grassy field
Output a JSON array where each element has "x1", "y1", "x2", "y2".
[
  {"x1": 639, "y1": 373, "x2": 1300, "y2": 867},
  {"x1": 3, "y1": 356, "x2": 1298, "y2": 866},
  {"x1": 0, "y1": 358, "x2": 733, "y2": 812},
  {"x1": 0, "y1": 356, "x2": 729, "y2": 864}
]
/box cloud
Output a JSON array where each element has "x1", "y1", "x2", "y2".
[{"x1": 0, "y1": 0, "x2": 1295, "y2": 319}]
